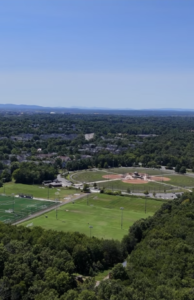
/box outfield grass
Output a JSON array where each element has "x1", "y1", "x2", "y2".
[
  {"x1": 70, "y1": 168, "x2": 174, "y2": 186},
  {"x1": 158, "y1": 175, "x2": 194, "y2": 188},
  {"x1": 21, "y1": 194, "x2": 165, "y2": 240},
  {"x1": 0, "y1": 183, "x2": 77, "y2": 200},
  {"x1": 71, "y1": 171, "x2": 111, "y2": 182},
  {"x1": 97, "y1": 180, "x2": 172, "y2": 193},
  {"x1": 107, "y1": 167, "x2": 171, "y2": 175},
  {"x1": 0, "y1": 195, "x2": 57, "y2": 224}
]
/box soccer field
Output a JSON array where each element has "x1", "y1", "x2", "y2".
[
  {"x1": 0, "y1": 195, "x2": 57, "y2": 224},
  {"x1": 0, "y1": 183, "x2": 76, "y2": 200},
  {"x1": 21, "y1": 194, "x2": 165, "y2": 240}
]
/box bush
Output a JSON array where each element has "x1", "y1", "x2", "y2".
[
  {"x1": 111, "y1": 263, "x2": 128, "y2": 280},
  {"x1": 104, "y1": 190, "x2": 122, "y2": 196}
]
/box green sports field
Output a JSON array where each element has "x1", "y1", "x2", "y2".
[
  {"x1": 0, "y1": 183, "x2": 77, "y2": 200},
  {"x1": 0, "y1": 195, "x2": 57, "y2": 224},
  {"x1": 71, "y1": 168, "x2": 171, "y2": 183},
  {"x1": 97, "y1": 180, "x2": 173, "y2": 192},
  {"x1": 107, "y1": 167, "x2": 172, "y2": 175},
  {"x1": 71, "y1": 170, "x2": 111, "y2": 182},
  {"x1": 21, "y1": 194, "x2": 165, "y2": 240},
  {"x1": 158, "y1": 174, "x2": 194, "y2": 188}
]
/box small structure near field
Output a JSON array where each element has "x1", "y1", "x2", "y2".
[
  {"x1": 132, "y1": 172, "x2": 143, "y2": 179},
  {"x1": 19, "y1": 194, "x2": 33, "y2": 199},
  {"x1": 42, "y1": 179, "x2": 62, "y2": 187}
]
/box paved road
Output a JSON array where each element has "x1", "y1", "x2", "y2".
[
  {"x1": 57, "y1": 174, "x2": 72, "y2": 187},
  {"x1": 123, "y1": 192, "x2": 183, "y2": 199}
]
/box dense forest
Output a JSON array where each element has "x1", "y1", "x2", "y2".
[
  {"x1": 0, "y1": 192, "x2": 194, "y2": 299},
  {"x1": 0, "y1": 224, "x2": 125, "y2": 299}
]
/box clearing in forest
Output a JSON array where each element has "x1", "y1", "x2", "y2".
[{"x1": 21, "y1": 194, "x2": 165, "y2": 240}]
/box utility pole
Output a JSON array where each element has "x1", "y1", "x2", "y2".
[
  {"x1": 89, "y1": 225, "x2": 93, "y2": 238},
  {"x1": 120, "y1": 207, "x2": 124, "y2": 229},
  {"x1": 3, "y1": 178, "x2": 5, "y2": 194},
  {"x1": 161, "y1": 161, "x2": 163, "y2": 183},
  {"x1": 47, "y1": 186, "x2": 50, "y2": 199},
  {"x1": 12, "y1": 194, "x2": 15, "y2": 213}
]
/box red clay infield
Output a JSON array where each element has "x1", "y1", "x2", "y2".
[
  {"x1": 102, "y1": 174, "x2": 170, "y2": 184},
  {"x1": 122, "y1": 179, "x2": 149, "y2": 184},
  {"x1": 150, "y1": 176, "x2": 170, "y2": 182},
  {"x1": 103, "y1": 174, "x2": 123, "y2": 179}
]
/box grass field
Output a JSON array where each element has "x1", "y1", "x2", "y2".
[
  {"x1": 0, "y1": 183, "x2": 77, "y2": 200},
  {"x1": 71, "y1": 171, "x2": 111, "y2": 183},
  {"x1": 21, "y1": 194, "x2": 165, "y2": 240},
  {"x1": 107, "y1": 167, "x2": 172, "y2": 175},
  {"x1": 158, "y1": 175, "x2": 194, "y2": 188},
  {"x1": 96, "y1": 180, "x2": 173, "y2": 192},
  {"x1": 0, "y1": 195, "x2": 57, "y2": 224}
]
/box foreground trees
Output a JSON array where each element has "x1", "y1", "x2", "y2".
[
  {"x1": 0, "y1": 225, "x2": 125, "y2": 299},
  {"x1": 0, "y1": 192, "x2": 194, "y2": 299}
]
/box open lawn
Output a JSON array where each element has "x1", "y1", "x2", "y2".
[
  {"x1": 97, "y1": 180, "x2": 173, "y2": 193},
  {"x1": 158, "y1": 175, "x2": 194, "y2": 188},
  {"x1": 107, "y1": 167, "x2": 172, "y2": 175},
  {"x1": 21, "y1": 194, "x2": 165, "y2": 240},
  {"x1": 71, "y1": 170, "x2": 111, "y2": 182},
  {"x1": 0, "y1": 183, "x2": 77, "y2": 200},
  {"x1": 0, "y1": 195, "x2": 57, "y2": 224}
]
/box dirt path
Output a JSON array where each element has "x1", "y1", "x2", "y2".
[
  {"x1": 88, "y1": 178, "x2": 121, "y2": 184},
  {"x1": 95, "y1": 275, "x2": 109, "y2": 287}
]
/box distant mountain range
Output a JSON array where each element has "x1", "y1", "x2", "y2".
[{"x1": 0, "y1": 104, "x2": 194, "y2": 115}]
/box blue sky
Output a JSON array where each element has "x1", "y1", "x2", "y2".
[{"x1": 0, "y1": 0, "x2": 193, "y2": 109}]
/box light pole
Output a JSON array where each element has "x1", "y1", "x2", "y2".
[
  {"x1": 12, "y1": 193, "x2": 15, "y2": 213},
  {"x1": 120, "y1": 207, "x2": 124, "y2": 229},
  {"x1": 3, "y1": 178, "x2": 5, "y2": 194},
  {"x1": 161, "y1": 161, "x2": 163, "y2": 183},
  {"x1": 47, "y1": 185, "x2": 50, "y2": 199},
  {"x1": 55, "y1": 191, "x2": 60, "y2": 201},
  {"x1": 89, "y1": 225, "x2": 93, "y2": 238}
]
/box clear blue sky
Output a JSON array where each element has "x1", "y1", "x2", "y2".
[{"x1": 0, "y1": 0, "x2": 193, "y2": 109}]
